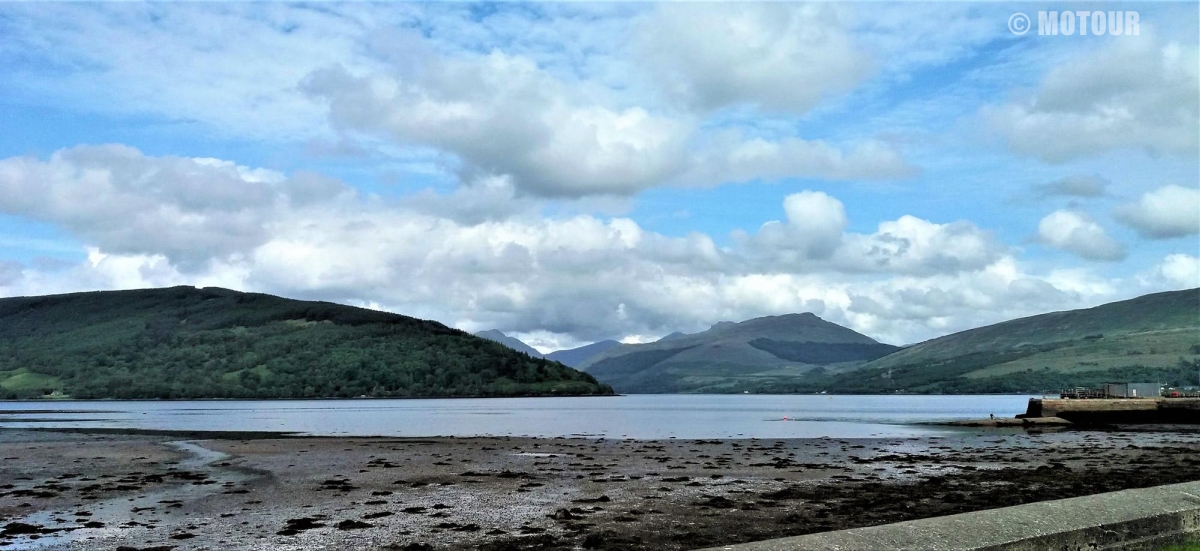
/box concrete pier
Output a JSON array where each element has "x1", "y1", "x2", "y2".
[
  {"x1": 1020, "y1": 397, "x2": 1200, "y2": 424},
  {"x1": 698, "y1": 480, "x2": 1200, "y2": 551}
]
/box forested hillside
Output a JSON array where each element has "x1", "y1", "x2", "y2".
[{"x1": 0, "y1": 286, "x2": 613, "y2": 399}]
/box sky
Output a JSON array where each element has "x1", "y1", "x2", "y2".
[{"x1": 0, "y1": 1, "x2": 1196, "y2": 352}]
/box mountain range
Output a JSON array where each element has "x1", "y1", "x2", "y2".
[
  {"x1": 480, "y1": 314, "x2": 902, "y2": 393},
  {"x1": 2, "y1": 286, "x2": 1194, "y2": 399},
  {"x1": 482, "y1": 288, "x2": 1200, "y2": 394},
  {"x1": 578, "y1": 313, "x2": 899, "y2": 393}
]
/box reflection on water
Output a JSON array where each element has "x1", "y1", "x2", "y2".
[{"x1": 0, "y1": 394, "x2": 1035, "y2": 439}]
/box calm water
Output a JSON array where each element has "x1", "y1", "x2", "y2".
[{"x1": 0, "y1": 395, "x2": 1036, "y2": 439}]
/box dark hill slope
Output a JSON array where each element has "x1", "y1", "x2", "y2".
[
  {"x1": 0, "y1": 286, "x2": 612, "y2": 399},
  {"x1": 868, "y1": 288, "x2": 1199, "y2": 370},
  {"x1": 818, "y1": 288, "x2": 1200, "y2": 393}
]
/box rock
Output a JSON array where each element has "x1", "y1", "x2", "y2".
[
  {"x1": 694, "y1": 495, "x2": 736, "y2": 509},
  {"x1": 382, "y1": 544, "x2": 433, "y2": 551},
  {"x1": 336, "y1": 520, "x2": 373, "y2": 530},
  {"x1": 277, "y1": 517, "x2": 326, "y2": 536},
  {"x1": 2, "y1": 522, "x2": 44, "y2": 536}
]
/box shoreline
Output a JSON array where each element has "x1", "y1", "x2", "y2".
[
  {"x1": 0, "y1": 392, "x2": 624, "y2": 403},
  {"x1": 3, "y1": 427, "x2": 1198, "y2": 550},
  {"x1": 0, "y1": 392, "x2": 1046, "y2": 403}
]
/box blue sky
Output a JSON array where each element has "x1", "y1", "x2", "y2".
[{"x1": 0, "y1": 2, "x2": 1196, "y2": 350}]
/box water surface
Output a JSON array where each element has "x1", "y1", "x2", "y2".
[{"x1": 0, "y1": 394, "x2": 1035, "y2": 439}]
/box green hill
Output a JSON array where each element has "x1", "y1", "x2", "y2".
[
  {"x1": 0, "y1": 286, "x2": 613, "y2": 400},
  {"x1": 802, "y1": 288, "x2": 1200, "y2": 394},
  {"x1": 578, "y1": 313, "x2": 900, "y2": 393}
]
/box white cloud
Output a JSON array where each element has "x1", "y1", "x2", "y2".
[
  {"x1": 743, "y1": 191, "x2": 847, "y2": 262},
  {"x1": 836, "y1": 216, "x2": 1006, "y2": 275},
  {"x1": 735, "y1": 193, "x2": 1006, "y2": 277},
  {"x1": 0, "y1": 145, "x2": 351, "y2": 269},
  {"x1": 303, "y1": 52, "x2": 694, "y2": 197},
  {"x1": 1036, "y1": 210, "x2": 1127, "y2": 262},
  {"x1": 304, "y1": 46, "x2": 913, "y2": 197},
  {"x1": 638, "y1": 3, "x2": 871, "y2": 113},
  {"x1": 983, "y1": 33, "x2": 1199, "y2": 162},
  {"x1": 1153, "y1": 254, "x2": 1200, "y2": 289},
  {"x1": 0, "y1": 148, "x2": 1139, "y2": 346},
  {"x1": 1114, "y1": 185, "x2": 1200, "y2": 239}
]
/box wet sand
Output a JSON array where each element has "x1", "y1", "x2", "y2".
[{"x1": 2, "y1": 427, "x2": 1199, "y2": 550}]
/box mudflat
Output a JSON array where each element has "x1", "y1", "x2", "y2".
[{"x1": 1, "y1": 427, "x2": 1198, "y2": 550}]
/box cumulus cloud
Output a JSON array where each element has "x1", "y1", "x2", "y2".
[
  {"x1": 0, "y1": 145, "x2": 351, "y2": 269},
  {"x1": 638, "y1": 3, "x2": 871, "y2": 113},
  {"x1": 303, "y1": 55, "x2": 692, "y2": 197},
  {"x1": 736, "y1": 193, "x2": 1006, "y2": 276},
  {"x1": 983, "y1": 33, "x2": 1199, "y2": 162},
  {"x1": 1114, "y1": 185, "x2": 1200, "y2": 239},
  {"x1": 0, "y1": 147, "x2": 1118, "y2": 346},
  {"x1": 836, "y1": 216, "x2": 1007, "y2": 275},
  {"x1": 1146, "y1": 254, "x2": 1200, "y2": 289},
  {"x1": 1036, "y1": 210, "x2": 1127, "y2": 262},
  {"x1": 742, "y1": 191, "x2": 848, "y2": 262},
  {"x1": 304, "y1": 47, "x2": 913, "y2": 197}
]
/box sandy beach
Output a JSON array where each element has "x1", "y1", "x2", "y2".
[{"x1": 2, "y1": 427, "x2": 1199, "y2": 550}]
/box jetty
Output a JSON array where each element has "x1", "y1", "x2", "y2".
[
  {"x1": 946, "y1": 397, "x2": 1200, "y2": 428},
  {"x1": 1018, "y1": 397, "x2": 1200, "y2": 424}
]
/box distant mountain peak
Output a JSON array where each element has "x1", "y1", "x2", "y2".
[
  {"x1": 546, "y1": 339, "x2": 621, "y2": 368},
  {"x1": 656, "y1": 331, "x2": 688, "y2": 342},
  {"x1": 473, "y1": 329, "x2": 544, "y2": 358},
  {"x1": 579, "y1": 310, "x2": 896, "y2": 393}
]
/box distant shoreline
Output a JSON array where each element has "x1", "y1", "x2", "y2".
[
  {"x1": 0, "y1": 392, "x2": 1045, "y2": 403},
  {"x1": 0, "y1": 392, "x2": 623, "y2": 403}
]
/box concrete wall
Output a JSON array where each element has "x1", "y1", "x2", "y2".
[
  {"x1": 699, "y1": 481, "x2": 1200, "y2": 551},
  {"x1": 1022, "y1": 398, "x2": 1200, "y2": 424}
]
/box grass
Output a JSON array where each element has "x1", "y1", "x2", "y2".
[
  {"x1": 963, "y1": 329, "x2": 1199, "y2": 379},
  {"x1": 1157, "y1": 540, "x2": 1200, "y2": 551},
  {"x1": 0, "y1": 368, "x2": 63, "y2": 392}
]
